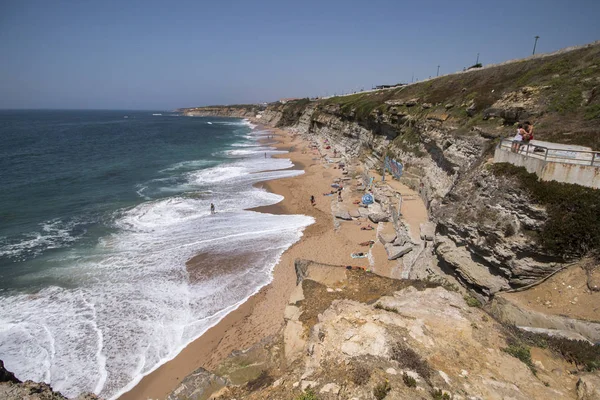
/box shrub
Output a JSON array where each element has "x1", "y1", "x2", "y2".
[
  {"x1": 296, "y1": 388, "x2": 319, "y2": 400},
  {"x1": 503, "y1": 338, "x2": 536, "y2": 374},
  {"x1": 402, "y1": 372, "x2": 417, "y2": 388},
  {"x1": 351, "y1": 364, "x2": 371, "y2": 386},
  {"x1": 431, "y1": 388, "x2": 451, "y2": 400},
  {"x1": 464, "y1": 295, "x2": 482, "y2": 308},
  {"x1": 390, "y1": 343, "x2": 431, "y2": 381},
  {"x1": 373, "y1": 380, "x2": 391, "y2": 400}
]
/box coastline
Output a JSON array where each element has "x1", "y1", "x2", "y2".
[
  {"x1": 120, "y1": 122, "x2": 429, "y2": 400},
  {"x1": 120, "y1": 125, "x2": 333, "y2": 400}
]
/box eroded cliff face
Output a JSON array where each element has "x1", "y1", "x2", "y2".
[{"x1": 180, "y1": 41, "x2": 600, "y2": 295}]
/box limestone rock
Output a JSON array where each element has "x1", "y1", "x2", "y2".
[
  {"x1": 419, "y1": 222, "x2": 436, "y2": 241},
  {"x1": 577, "y1": 373, "x2": 600, "y2": 400},
  {"x1": 320, "y1": 382, "x2": 341, "y2": 394},
  {"x1": 378, "y1": 232, "x2": 397, "y2": 244},
  {"x1": 348, "y1": 209, "x2": 361, "y2": 218},
  {"x1": 167, "y1": 367, "x2": 228, "y2": 400},
  {"x1": 284, "y1": 320, "x2": 306, "y2": 362},
  {"x1": 435, "y1": 238, "x2": 510, "y2": 295},
  {"x1": 422, "y1": 102, "x2": 432, "y2": 109},
  {"x1": 284, "y1": 305, "x2": 301, "y2": 321},
  {"x1": 368, "y1": 212, "x2": 389, "y2": 223},
  {"x1": 385, "y1": 243, "x2": 413, "y2": 260},
  {"x1": 335, "y1": 210, "x2": 352, "y2": 220},
  {"x1": 405, "y1": 98, "x2": 419, "y2": 107}
]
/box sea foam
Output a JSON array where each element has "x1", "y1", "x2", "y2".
[{"x1": 0, "y1": 121, "x2": 313, "y2": 399}]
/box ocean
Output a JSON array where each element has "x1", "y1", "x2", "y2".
[{"x1": 0, "y1": 110, "x2": 313, "y2": 398}]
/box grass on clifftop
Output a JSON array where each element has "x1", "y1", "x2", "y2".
[{"x1": 490, "y1": 163, "x2": 600, "y2": 258}]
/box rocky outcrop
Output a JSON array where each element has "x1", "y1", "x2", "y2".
[
  {"x1": 0, "y1": 360, "x2": 100, "y2": 400},
  {"x1": 433, "y1": 164, "x2": 566, "y2": 295},
  {"x1": 487, "y1": 295, "x2": 600, "y2": 342}
]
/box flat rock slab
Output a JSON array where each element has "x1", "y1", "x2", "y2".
[
  {"x1": 348, "y1": 209, "x2": 361, "y2": 218},
  {"x1": 420, "y1": 222, "x2": 436, "y2": 241},
  {"x1": 284, "y1": 320, "x2": 306, "y2": 363},
  {"x1": 369, "y1": 212, "x2": 389, "y2": 223},
  {"x1": 284, "y1": 305, "x2": 301, "y2": 321},
  {"x1": 385, "y1": 243, "x2": 413, "y2": 260},
  {"x1": 335, "y1": 211, "x2": 352, "y2": 220},
  {"x1": 378, "y1": 232, "x2": 397, "y2": 244}
]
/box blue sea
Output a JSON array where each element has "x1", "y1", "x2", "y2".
[{"x1": 0, "y1": 110, "x2": 313, "y2": 398}]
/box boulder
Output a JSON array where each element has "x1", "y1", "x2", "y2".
[
  {"x1": 369, "y1": 212, "x2": 389, "y2": 223},
  {"x1": 577, "y1": 373, "x2": 600, "y2": 400},
  {"x1": 348, "y1": 209, "x2": 361, "y2": 218},
  {"x1": 405, "y1": 98, "x2": 419, "y2": 107},
  {"x1": 385, "y1": 243, "x2": 413, "y2": 260},
  {"x1": 445, "y1": 103, "x2": 454, "y2": 109},
  {"x1": 335, "y1": 211, "x2": 352, "y2": 220},
  {"x1": 378, "y1": 232, "x2": 397, "y2": 244},
  {"x1": 422, "y1": 103, "x2": 432, "y2": 109},
  {"x1": 419, "y1": 222, "x2": 436, "y2": 241},
  {"x1": 320, "y1": 383, "x2": 341, "y2": 394}
]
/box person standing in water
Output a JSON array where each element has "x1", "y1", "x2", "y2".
[{"x1": 210, "y1": 203, "x2": 215, "y2": 214}]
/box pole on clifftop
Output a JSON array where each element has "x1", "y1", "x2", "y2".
[
  {"x1": 437, "y1": 65, "x2": 440, "y2": 77},
  {"x1": 532, "y1": 36, "x2": 540, "y2": 55}
]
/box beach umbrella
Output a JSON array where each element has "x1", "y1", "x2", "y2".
[{"x1": 362, "y1": 193, "x2": 374, "y2": 205}]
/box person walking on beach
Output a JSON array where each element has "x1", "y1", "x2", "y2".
[
  {"x1": 310, "y1": 195, "x2": 315, "y2": 206},
  {"x1": 264, "y1": 152, "x2": 266, "y2": 159},
  {"x1": 210, "y1": 203, "x2": 215, "y2": 214}
]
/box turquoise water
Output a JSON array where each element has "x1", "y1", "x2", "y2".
[{"x1": 0, "y1": 110, "x2": 313, "y2": 398}]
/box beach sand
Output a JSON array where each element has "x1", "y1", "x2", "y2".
[{"x1": 120, "y1": 126, "x2": 428, "y2": 400}]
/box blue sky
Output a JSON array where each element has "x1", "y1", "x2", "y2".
[{"x1": 1, "y1": 0, "x2": 599, "y2": 110}]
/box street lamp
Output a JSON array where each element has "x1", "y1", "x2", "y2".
[{"x1": 533, "y1": 36, "x2": 540, "y2": 55}]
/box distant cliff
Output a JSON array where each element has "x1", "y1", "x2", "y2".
[
  {"x1": 177, "y1": 104, "x2": 263, "y2": 118},
  {"x1": 180, "y1": 41, "x2": 600, "y2": 296}
]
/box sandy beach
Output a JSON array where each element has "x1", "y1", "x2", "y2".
[{"x1": 121, "y1": 125, "x2": 428, "y2": 400}]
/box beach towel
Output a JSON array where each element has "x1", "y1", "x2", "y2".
[{"x1": 351, "y1": 252, "x2": 367, "y2": 259}]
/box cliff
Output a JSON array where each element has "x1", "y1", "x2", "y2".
[
  {"x1": 0, "y1": 360, "x2": 99, "y2": 400},
  {"x1": 181, "y1": 41, "x2": 600, "y2": 296}
]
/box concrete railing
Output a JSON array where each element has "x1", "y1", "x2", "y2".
[
  {"x1": 498, "y1": 139, "x2": 600, "y2": 167},
  {"x1": 494, "y1": 140, "x2": 600, "y2": 189}
]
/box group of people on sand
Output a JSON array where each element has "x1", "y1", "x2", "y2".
[{"x1": 511, "y1": 121, "x2": 534, "y2": 152}]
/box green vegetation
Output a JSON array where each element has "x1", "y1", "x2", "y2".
[
  {"x1": 503, "y1": 338, "x2": 536, "y2": 374},
  {"x1": 431, "y1": 388, "x2": 451, "y2": 400},
  {"x1": 464, "y1": 295, "x2": 482, "y2": 308},
  {"x1": 585, "y1": 103, "x2": 600, "y2": 120},
  {"x1": 324, "y1": 91, "x2": 397, "y2": 121},
  {"x1": 392, "y1": 126, "x2": 425, "y2": 157},
  {"x1": 402, "y1": 372, "x2": 417, "y2": 388},
  {"x1": 277, "y1": 98, "x2": 311, "y2": 127},
  {"x1": 490, "y1": 163, "x2": 600, "y2": 258},
  {"x1": 549, "y1": 87, "x2": 582, "y2": 115},
  {"x1": 373, "y1": 380, "x2": 391, "y2": 400},
  {"x1": 509, "y1": 326, "x2": 600, "y2": 371},
  {"x1": 390, "y1": 343, "x2": 431, "y2": 381},
  {"x1": 295, "y1": 388, "x2": 319, "y2": 400}
]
